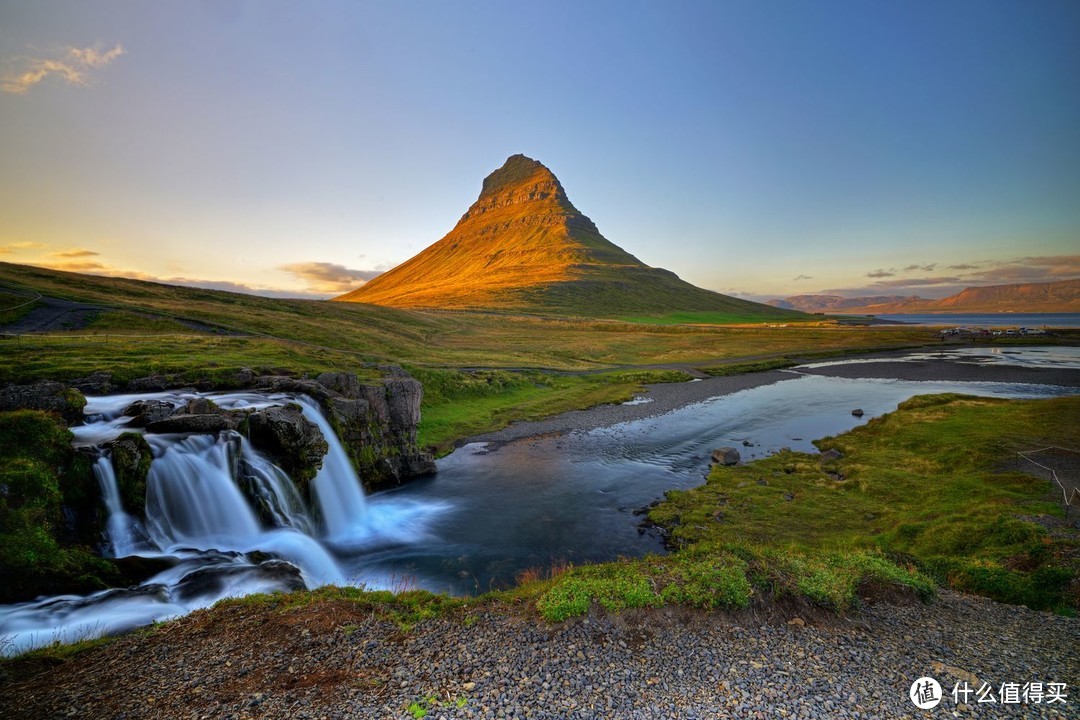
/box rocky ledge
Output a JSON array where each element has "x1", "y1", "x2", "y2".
[{"x1": 2, "y1": 364, "x2": 437, "y2": 494}]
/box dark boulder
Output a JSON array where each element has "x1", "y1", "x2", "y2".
[
  {"x1": 108, "y1": 432, "x2": 153, "y2": 512},
  {"x1": 123, "y1": 399, "x2": 175, "y2": 426},
  {"x1": 183, "y1": 397, "x2": 221, "y2": 415},
  {"x1": 851, "y1": 408, "x2": 864, "y2": 417},
  {"x1": 711, "y1": 447, "x2": 741, "y2": 466},
  {"x1": 146, "y1": 413, "x2": 238, "y2": 433},
  {"x1": 69, "y1": 371, "x2": 115, "y2": 395},
  {"x1": 0, "y1": 381, "x2": 86, "y2": 424},
  {"x1": 246, "y1": 404, "x2": 328, "y2": 492}
]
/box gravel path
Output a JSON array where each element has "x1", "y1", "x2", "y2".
[{"x1": 2, "y1": 590, "x2": 1075, "y2": 719}]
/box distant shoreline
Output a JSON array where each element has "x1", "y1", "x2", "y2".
[
  {"x1": 837, "y1": 312, "x2": 1080, "y2": 328},
  {"x1": 465, "y1": 347, "x2": 1080, "y2": 448}
]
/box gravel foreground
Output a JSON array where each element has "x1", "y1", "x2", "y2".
[{"x1": 1, "y1": 590, "x2": 1076, "y2": 720}]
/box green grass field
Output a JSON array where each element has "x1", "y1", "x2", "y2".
[{"x1": 649, "y1": 394, "x2": 1080, "y2": 612}]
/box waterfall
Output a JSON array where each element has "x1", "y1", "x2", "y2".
[
  {"x1": 298, "y1": 397, "x2": 371, "y2": 540},
  {"x1": 1, "y1": 388, "x2": 449, "y2": 656},
  {"x1": 239, "y1": 442, "x2": 314, "y2": 535},
  {"x1": 93, "y1": 457, "x2": 146, "y2": 558},
  {"x1": 145, "y1": 433, "x2": 263, "y2": 548},
  {"x1": 141, "y1": 431, "x2": 344, "y2": 587}
]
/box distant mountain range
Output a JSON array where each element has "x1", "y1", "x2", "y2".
[
  {"x1": 768, "y1": 279, "x2": 1080, "y2": 314},
  {"x1": 335, "y1": 154, "x2": 798, "y2": 320}
]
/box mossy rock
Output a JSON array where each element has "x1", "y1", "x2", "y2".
[
  {"x1": 246, "y1": 404, "x2": 327, "y2": 494},
  {"x1": 109, "y1": 432, "x2": 153, "y2": 513}
]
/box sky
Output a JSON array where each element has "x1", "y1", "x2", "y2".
[{"x1": 1, "y1": 1, "x2": 1078, "y2": 301}]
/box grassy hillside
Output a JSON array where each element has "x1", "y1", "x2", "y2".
[{"x1": 0, "y1": 262, "x2": 930, "y2": 378}]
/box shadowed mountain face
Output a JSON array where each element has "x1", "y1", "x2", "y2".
[{"x1": 336, "y1": 155, "x2": 797, "y2": 319}]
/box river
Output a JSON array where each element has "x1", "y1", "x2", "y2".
[{"x1": 1, "y1": 346, "x2": 1077, "y2": 654}]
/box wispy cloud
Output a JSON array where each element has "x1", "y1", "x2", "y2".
[
  {"x1": 864, "y1": 275, "x2": 964, "y2": 289},
  {"x1": 49, "y1": 248, "x2": 100, "y2": 259},
  {"x1": 2, "y1": 43, "x2": 125, "y2": 94},
  {"x1": 31, "y1": 260, "x2": 332, "y2": 299},
  {"x1": 821, "y1": 254, "x2": 1080, "y2": 298},
  {"x1": 792, "y1": 274, "x2": 813, "y2": 281},
  {"x1": 0, "y1": 241, "x2": 47, "y2": 254},
  {"x1": 972, "y1": 255, "x2": 1080, "y2": 283},
  {"x1": 42, "y1": 260, "x2": 109, "y2": 273},
  {"x1": 279, "y1": 261, "x2": 383, "y2": 293}
]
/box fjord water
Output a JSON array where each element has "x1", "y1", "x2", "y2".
[
  {"x1": 871, "y1": 312, "x2": 1080, "y2": 328},
  {"x1": 1, "y1": 348, "x2": 1077, "y2": 652}
]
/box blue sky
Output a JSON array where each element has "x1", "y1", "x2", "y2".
[{"x1": 1, "y1": 0, "x2": 1078, "y2": 300}]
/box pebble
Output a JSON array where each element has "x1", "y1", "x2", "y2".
[{"x1": 2, "y1": 589, "x2": 1076, "y2": 720}]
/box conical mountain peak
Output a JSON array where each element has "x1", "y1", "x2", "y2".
[
  {"x1": 479, "y1": 154, "x2": 549, "y2": 198},
  {"x1": 462, "y1": 154, "x2": 581, "y2": 222},
  {"x1": 336, "y1": 156, "x2": 797, "y2": 320}
]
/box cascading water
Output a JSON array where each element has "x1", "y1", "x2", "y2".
[
  {"x1": 145, "y1": 433, "x2": 263, "y2": 547},
  {"x1": 93, "y1": 456, "x2": 147, "y2": 558},
  {"x1": 2, "y1": 348, "x2": 1077, "y2": 656},
  {"x1": 239, "y1": 442, "x2": 314, "y2": 535},
  {"x1": 0, "y1": 389, "x2": 447, "y2": 656},
  {"x1": 298, "y1": 397, "x2": 370, "y2": 540}
]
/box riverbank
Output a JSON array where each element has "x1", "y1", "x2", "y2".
[
  {"x1": 1, "y1": 588, "x2": 1075, "y2": 719},
  {"x1": 467, "y1": 347, "x2": 1080, "y2": 448}
]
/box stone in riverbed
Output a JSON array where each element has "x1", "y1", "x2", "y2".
[
  {"x1": 851, "y1": 408, "x2": 864, "y2": 417},
  {"x1": 246, "y1": 404, "x2": 328, "y2": 492},
  {"x1": 123, "y1": 399, "x2": 175, "y2": 426},
  {"x1": 146, "y1": 413, "x2": 238, "y2": 433},
  {"x1": 711, "y1": 447, "x2": 741, "y2": 466}
]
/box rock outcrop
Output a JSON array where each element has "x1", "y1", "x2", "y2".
[
  {"x1": 108, "y1": 432, "x2": 153, "y2": 513},
  {"x1": 246, "y1": 404, "x2": 328, "y2": 492},
  {"x1": 5, "y1": 363, "x2": 437, "y2": 495},
  {"x1": 248, "y1": 367, "x2": 437, "y2": 492},
  {"x1": 0, "y1": 380, "x2": 86, "y2": 423}
]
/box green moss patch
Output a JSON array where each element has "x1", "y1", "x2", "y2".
[{"x1": 650, "y1": 394, "x2": 1080, "y2": 612}]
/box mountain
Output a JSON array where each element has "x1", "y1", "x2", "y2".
[
  {"x1": 335, "y1": 155, "x2": 799, "y2": 319},
  {"x1": 767, "y1": 295, "x2": 919, "y2": 312},
  {"x1": 768, "y1": 279, "x2": 1080, "y2": 314}
]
